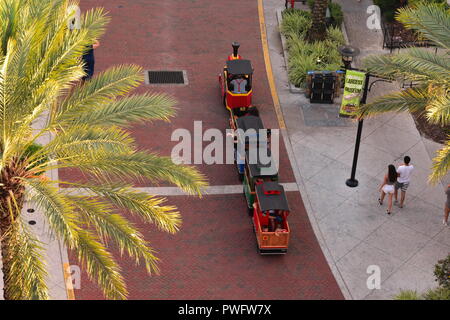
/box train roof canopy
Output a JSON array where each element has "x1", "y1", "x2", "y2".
[
  {"x1": 236, "y1": 115, "x2": 264, "y2": 132},
  {"x1": 255, "y1": 182, "x2": 289, "y2": 212},
  {"x1": 226, "y1": 59, "x2": 253, "y2": 75},
  {"x1": 246, "y1": 149, "x2": 278, "y2": 178}
]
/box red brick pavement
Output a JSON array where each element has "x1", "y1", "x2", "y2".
[
  {"x1": 66, "y1": 0, "x2": 344, "y2": 299},
  {"x1": 71, "y1": 193, "x2": 342, "y2": 300}
]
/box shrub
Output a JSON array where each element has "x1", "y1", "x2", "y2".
[
  {"x1": 329, "y1": 2, "x2": 343, "y2": 27},
  {"x1": 394, "y1": 290, "x2": 421, "y2": 300},
  {"x1": 434, "y1": 254, "x2": 450, "y2": 289},
  {"x1": 288, "y1": 54, "x2": 317, "y2": 87},
  {"x1": 281, "y1": 9, "x2": 312, "y2": 39},
  {"x1": 394, "y1": 254, "x2": 450, "y2": 300},
  {"x1": 281, "y1": 8, "x2": 345, "y2": 88},
  {"x1": 423, "y1": 287, "x2": 450, "y2": 300},
  {"x1": 327, "y1": 25, "x2": 345, "y2": 46}
]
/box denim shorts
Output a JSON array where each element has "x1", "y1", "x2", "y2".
[{"x1": 395, "y1": 181, "x2": 410, "y2": 192}]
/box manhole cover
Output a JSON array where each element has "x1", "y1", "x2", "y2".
[{"x1": 146, "y1": 70, "x2": 187, "y2": 85}]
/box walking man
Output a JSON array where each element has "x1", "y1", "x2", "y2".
[{"x1": 395, "y1": 156, "x2": 414, "y2": 208}]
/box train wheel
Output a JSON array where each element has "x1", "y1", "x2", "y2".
[{"x1": 256, "y1": 242, "x2": 262, "y2": 254}]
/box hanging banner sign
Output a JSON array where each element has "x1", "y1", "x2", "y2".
[{"x1": 339, "y1": 70, "x2": 366, "y2": 118}]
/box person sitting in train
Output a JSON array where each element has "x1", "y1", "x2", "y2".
[
  {"x1": 267, "y1": 210, "x2": 282, "y2": 232},
  {"x1": 230, "y1": 76, "x2": 248, "y2": 94}
]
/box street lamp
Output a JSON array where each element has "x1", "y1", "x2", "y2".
[
  {"x1": 338, "y1": 46, "x2": 392, "y2": 188},
  {"x1": 338, "y1": 45, "x2": 365, "y2": 188},
  {"x1": 338, "y1": 45, "x2": 360, "y2": 70}
]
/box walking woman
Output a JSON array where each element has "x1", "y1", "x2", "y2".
[{"x1": 378, "y1": 164, "x2": 397, "y2": 215}]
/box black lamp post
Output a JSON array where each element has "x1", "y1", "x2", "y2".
[{"x1": 338, "y1": 45, "x2": 365, "y2": 188}]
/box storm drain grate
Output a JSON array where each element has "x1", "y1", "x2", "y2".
[{"x1": 146, "y1": 70, "x2": 187, "y2": 85}]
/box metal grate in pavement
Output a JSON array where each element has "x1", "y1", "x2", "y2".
[{"x1": 145, "y1": 70, "x2": 187, "y2": 85}]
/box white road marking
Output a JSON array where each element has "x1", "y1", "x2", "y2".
[{"x1": 63, "y1": 182, "x2": 299, "y2": 196}]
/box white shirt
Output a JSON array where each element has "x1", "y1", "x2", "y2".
[{"x1": 397, "y1": 165, "x2": 414, "y2": 183}]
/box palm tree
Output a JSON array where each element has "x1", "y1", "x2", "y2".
[
  {"x1": 306, "y1": 0, "x2": 329, "y2": 42},
  {"x1": 0, "y1": 0, "x2": 206, "y2": 300},
  {"x1": 358, "y1": 3, "x2": 450, "y2": 183}
]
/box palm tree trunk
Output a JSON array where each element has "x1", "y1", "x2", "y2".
[
  {"x1": 0, "y1": 209, "x2": 14, "y2": 300},
  {"x1": 306, "y1": 0, "x2": 329, "y2": 42},
  {"x1": 0, "y1": 167, "x2": 25, "y2": 300}
]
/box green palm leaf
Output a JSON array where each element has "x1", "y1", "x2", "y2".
[
  {"x1": 59, "y1": 151, "x2": 207, "y2": 196},
  {"x1": 363, "y1": 49, "x2": 449, "y2": 82},
  {"x1": 429, "y1": 139, "x2": 450, "y2": 183},
  {"x1": 68, "y1": 93, "x2": 177, "y2": 127},
  {"x1": 64, "y1": 183, "x2": 181, "y2": 234},
  {"x1": 425, "y1": 93, "x2": 450, "y2": 126},
  {"x1": 74, "y1": 229, "x2": 128, "y2": 300},
  {"x1": 55, "y1": 64, "x2": 144, "y2": 124},
  {"x1": 24, "y1": 178, "x2": 80, "y2": 246},
  {"x1": 396, "y1": 3, "x2": 450, "y2": 49},
  {"x1": 42, "y1": 125, "x2": 136, "y2": 158},
  {"x1": 359, "y1": 87, "x2": 430, "y2": 117},
  {"x1": 67, "y1": 195, "x2": 161, "y2": 274},
  {"x1": 2, "y1": 218, "x2": 49, "y2": 300}
]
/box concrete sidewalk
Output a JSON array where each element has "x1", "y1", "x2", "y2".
[{"x1": 264, "y1": 0, "x2": 449, "y2": 299}]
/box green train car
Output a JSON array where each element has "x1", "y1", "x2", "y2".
[{"x1": 243, "y1": 149, "x2": 278, "y2": 216}]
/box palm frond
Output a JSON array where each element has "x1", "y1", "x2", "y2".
[
  {"x1": 67, "y1": 195, "x2": 160, "y2": 274},
  {"x1": 405, "y1": 48, "x2": 450, "y2": 79},
  {"x1": 55, "y1": 64, "x2": 144, "y2": 124},
  {"x1": 74, "y1": 229, "x2": 128, "y2": 300},
  {"x1": 39, "y1": 125, "x2": 136, "y2": 160},
  {"x1": 396, "y1": 3, "x2": 450, "y2": 49},
  {"x1": 425, "y1": 93, "x2": 450, "y2": 126},
  {"x1": 358, "y1": 87, "x2": 430, "y2": 118},
  {"x1": 363, "y1": 49, "x2": 450, "y2": 82},
  {"x1": 3, "y1": 219, "x2": 49, "y2": 300},
  {"x1": 68, "y1": 93, "x2": 177, "y2": 127},
  {"x1": 23, "y1": 178, "x2": 80, "y2": 246},
  {"x1": 59, "y1": 151, "x2": 208, "y2": 195},
  {"x1": 23, "y1": 178, "x2": 130, "y2": 300},
  {"x1": 66, "y1": 183, "x2": 181, "y2": 233},
  {"x1": 429, "y1": 139, "x2": 450, "y2": 184}
]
